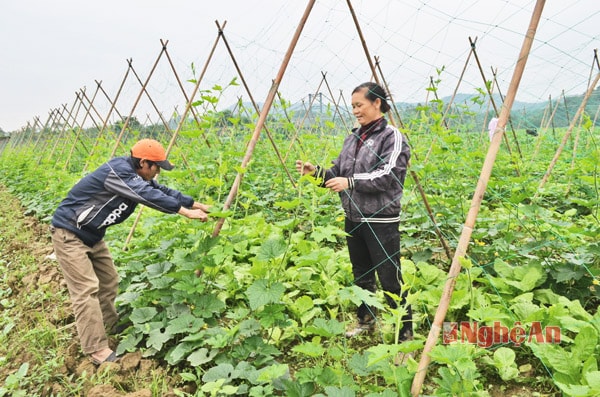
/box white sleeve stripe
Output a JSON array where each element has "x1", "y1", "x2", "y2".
[{"x1": 353, "y1": 127, "x2": 403, "y2": 181}]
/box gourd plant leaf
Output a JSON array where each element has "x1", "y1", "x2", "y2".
[
  {"x1": 192, "y1": 293, "x2": 226, "y2": 318},
  {"x1": 166, "y1": 314, "x2": 205, "y2": 334},
  {"x1": 202, "y1": 363, "x2": 236, "y2": 383},
  {"x1": 247, "y1": 279, "x2": 286, "y2": 311},
  {"x1": 291, "y1": 339, "x2": 326, "y2": 358},
  {"x1": 348, "y1": 352, "x2": 372, "y2": 376},
  {"x1": 256, "y1": 363, "x2": 289, "y2": 384},
  {"x1": 280, "y1": 379, "x2": 317, "y2": 397},
  {"x1": 187, "y1": 348, "x2": 218, "y2": 367},
  {"x1": 572, "y1": 325, "x2": 598, "y2": 363},
  {"x1": 310, "y1": 225, "x2": 346, "y2": 243},
  {"x1": 165, "y1": 341, "x2": 196, "y2": 365},
  {"x1": 130, "y1": 307, "x2": 158, "y2": 324},
  {"x1": 529, "y1": 342, "x2": 578, "y2": 379},
  {"x1": 492, "y1": 347, "x2": 519, "y2": 381},
  {"x1": 256, "y1": 238, "x2": 287, "y2": 262},
  {"x1": 304, "y1": 318, "x2": 345, "y2": 337},
  {"x1": 147, "y1": 328, "x2": 172, "y2": 351},
  {"x1": 585, "y1": 371, "x2": 600, "y2": 390},
  {"x1": 146, "y1": 261, "x2": 172, "y2": 278},
  {"x1": 323, "y1": 386, "x2": 355, "y2": 397},
  {"x1": 338, "y1": 285, "x2": 385, "y2": 311}
]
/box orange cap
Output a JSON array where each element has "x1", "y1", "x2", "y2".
[{"x1": 130, "y1": 139, "x2": 174, "y2": 170}]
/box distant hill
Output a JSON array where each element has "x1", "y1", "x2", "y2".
[{"x1": 225, "y1": 87, "x2": 599, "y2": 130}]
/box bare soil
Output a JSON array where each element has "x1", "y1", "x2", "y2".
[{"x1": 0, "y1": 185, "x2": 185, "y2": 396}]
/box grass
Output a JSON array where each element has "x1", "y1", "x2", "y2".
[{"x1": 0, "y1": 185, "x2": 180, "y2": 397}]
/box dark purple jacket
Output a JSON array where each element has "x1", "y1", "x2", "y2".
[{"x1": 318, "y1": 119, "x2": 410, "y2": 222}]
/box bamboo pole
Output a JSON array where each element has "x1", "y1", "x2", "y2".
[
  {"x1": 11, "y1": 121, "x2": 29, "y2": 149},
  {"x1": 47, "y1": 100, "x2": 76, "y2": 163},
  {"x1": 491, "y1": 67, "x2": 522, "y2": 145},
  {"x1": 124, "y1": 24, "x2": 226, "y2": 249},
  {"x1": 161, "y1": 38, "x2": 211, "y2": 149},
  {"x1": 19, "y1": 118, "x2": 40, "y2": 149},
  {"x1": 36, "y1": 109, "x2": 61, "y2": 164},
  {"x1": 562, "y1": 90, "x2": 571, "y2": 124},
  {"x1": 481, "y1": 77, "x2": 495, "y2": 142},
  {"x1": 531, "y1": 92, "x2": 562, "y2": 163},
  {"x1": 65, "y1": 87, "x2": 101, "y2": 169},
  {"x1": 60, "y1": 89, "x2": 92, "y2": 162},
  {"x1": 110, "y1": 44, "x2": 168, "y2": 159},
  {"x1": 79, "y1": 85, "x2": 106, "y2": 132},
  {"x1": 282, "y1": 74, "x2": 326, "y2": 162},
  {"x1": 215, "y1": 21, "x2": 295, "y2": 187},
  {"x1": 469, "y1": 36, "x2": 522, "y2": 165},
  {"x1": 322, "y1": 71, "x2": 351, "y2": 134},
  {"x1": 83, "y1": 72, "x2": 130, "y2": 172},
  {"x1": 33, "y1": 110, "x2": 54, "y2": 153},
  {"x1": 539, "y1": 94, "x2": 551, "y2": 131},
  {"x1": 442, "y1": 39, "x2": 476, "y2": 128},
  {"x1": 422, "y1": 44, "x2": 476, "y2": 164},
  {"x1": 212, "y1": 0, "x2": 316, "y2": 238},
  {"x1": 534, "y1": 72, "x2": 600, "y2": 198},
  {"x1": 33, "y1": 111, "x2": 54, "y2": 153},
  {"x1": 411, "y1": 1, "x2": 546, "y2": 394},
  {"x1": 124, "y1": 44, "x2": 193, "y2": 171},
  {"x1": 374, "y1": 57, "x2": 405, "y2": 129}
]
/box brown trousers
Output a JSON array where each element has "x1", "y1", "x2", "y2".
[{"x1": 50, "y1": 226, "x2": 119, "y2": 354}]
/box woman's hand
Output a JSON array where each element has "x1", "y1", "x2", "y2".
[
  {"x1": 295, "y1": 160, "x2": 316, "y2": 176},
  {"x1": 325, "y1": 177, "x2": 349, "y2": 192}
]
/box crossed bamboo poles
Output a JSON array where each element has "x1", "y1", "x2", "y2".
[{"x1": 4, "y1": 0, "x2": 600, "y2": 393}]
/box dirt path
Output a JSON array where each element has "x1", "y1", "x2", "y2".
[{"x1": 0, "y1": 185, "x2": 178, "y2": 397}]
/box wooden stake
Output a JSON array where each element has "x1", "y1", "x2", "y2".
[
  {"x1": 282, "y1": 73, "x2": 326, "y2": 162},
  {"x1": 469, "y1": 36, "x2": 522, "y2": 166},
  {"x1": 374, "y1": 56, "x2": 405, "y2": 129},
  {"x1": 212, "y1": 0, "x2": 317, "y2": 238},
  {"x1": 442, "y1": 38, "x2": 476, "y2": 127},
  {"x1": 411, "y1": 1, "x2": 546, "y2": 394},
  {"x1": 534, "y1": 72, "x2": 600, "y2": 198},
  {"x1": 110, "y1": 44, "x2": 168, "y2": 159},
  {"x1": 83, "y1": 72, "x2": 130, "y2": 172},
  {"x1": 215, "y1": 21, "x2": 295, "y2": 187}
]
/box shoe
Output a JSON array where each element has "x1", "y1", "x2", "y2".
[
  {"x1": 345, "y1": 321, "x2": 375, "y2": 338},
  {"x1": 399, "y1": 329, "x2": 413, "y2": 342},
  {"x1": 90, "y1": 351, "x2": 120, "y2": 366},
  {"x1": 109, "y1": 321, "x2": 131, "y2": 335}
]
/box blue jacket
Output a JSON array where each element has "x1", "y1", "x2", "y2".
[
  {"x1": 52, "y1": 156, "x2": 194, "y2": 246},
  {"x1": 318, "y1": 119, "x2": 410, "y2": 222}
]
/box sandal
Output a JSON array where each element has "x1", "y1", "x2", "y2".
[{"x1": 90, "y1": 351, "x2": 119, "y2": 365}]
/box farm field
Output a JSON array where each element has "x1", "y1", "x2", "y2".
[{"x1": 1, "y1": 104, "x2": 598, "y2": 397}]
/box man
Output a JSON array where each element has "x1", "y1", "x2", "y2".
[{"x1": 51, "y1": 138, "x2": 210, "y2": 365}]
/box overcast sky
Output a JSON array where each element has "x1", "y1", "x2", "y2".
[{"x1": 1, "y1": 0, "x2": 598, "y2": 132}]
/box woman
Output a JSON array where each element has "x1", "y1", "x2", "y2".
[{"x1": 296, "y1": 82, "x2": 412, "y2": 339}]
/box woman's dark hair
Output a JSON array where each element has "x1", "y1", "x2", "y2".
[{"x1": 352, "y1": 82, "x2": 391, "y2": 113}]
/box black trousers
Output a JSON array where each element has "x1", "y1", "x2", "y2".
[{"x1": 345, "y1": 219, "x2": 412, "y2": 333}]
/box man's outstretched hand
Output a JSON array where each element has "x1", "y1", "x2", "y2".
[{"x1": 178, "y1": 207, "x2": 208, "y2": 221}]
